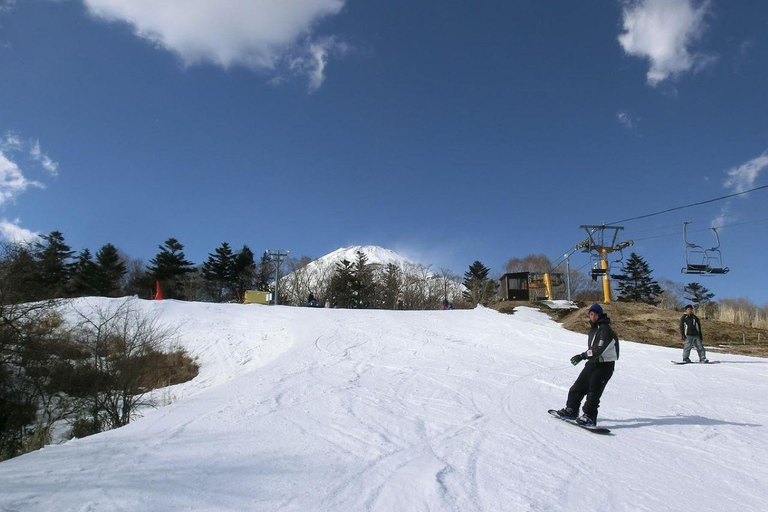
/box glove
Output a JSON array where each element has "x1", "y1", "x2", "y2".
[{"x1": 570, "y1": 353, "x2": 586, "y2": 365}]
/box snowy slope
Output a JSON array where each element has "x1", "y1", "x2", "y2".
[{"x1": 1, "y1": 298, "x2": 767, "y2": 512}]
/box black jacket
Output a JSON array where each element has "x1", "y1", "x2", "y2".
[
  {"x1": 680, "y1": 313, "x2": 702, "y2": 339},
  {"x1": 584, "y1": 314, "x2": 619, "y2": 363}
]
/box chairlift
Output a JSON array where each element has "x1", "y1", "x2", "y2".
[
  {"x1": 589, "y1": 253, "x2": 607, "y2": 281},
  {"x1": 681, "y1": 222, "x2": 729, "y2": 275}
]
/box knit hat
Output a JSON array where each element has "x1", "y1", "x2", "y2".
[
  {"x1": 588, "y1": 303, "x2": 604, "y2": 317},
  {"x1": 685, "y1": 304, "x2": 694, "y2": 310}
]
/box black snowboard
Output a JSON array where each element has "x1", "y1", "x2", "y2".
[
  {"x1": 547, "y1": 409, "x2": 611, "y2": 435},
  {"x1": 671, "y1": 360, "x2": 720, "y2": 365}
]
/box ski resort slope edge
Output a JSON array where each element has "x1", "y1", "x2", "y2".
[{"x1": 1, "y1": 298, "x2": 767, "y2": 512}]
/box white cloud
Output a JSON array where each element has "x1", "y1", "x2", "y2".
[
  {"x1": 81, "y1": 0, "x2": 347, "y2": 89},
  {"x1": 0, "y1": 218, "x2": 39, "y2": 243},
  {"x1": 723, "y1": 150, "x2": 768, "y2": 194},
  {"x1": 618, "y1": 0, "x2": 713, "y2": 86},
  {"x1": 0, "y1": 150, "x2": 43, "y2": 206},
  {"x1": 0, "y1": 132, "x2": 58, "y2": 208}
]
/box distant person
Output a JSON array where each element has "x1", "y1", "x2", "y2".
[
  {"x1": 554, "y1": 303, "x2": 619, "y2": 427},
  {"x1": 396, "y1": 292, "x2": 404, "y2": 310},
  {"x1": 679, "y1": 304, "x2": 708, "y2": 363},
  {"x1": 324, "y1": 299, "x2": 331, "y2": 308},
  {"x1": 442, "y1": 299, "x2": 449, "y2": 310},
  {"x1": 307, "y1": 293, "x2": 319, "y2": 308}
]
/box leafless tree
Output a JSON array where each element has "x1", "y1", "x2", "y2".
[{"x1": 71, "y1": 299, "x2": 177, "y2": 429}]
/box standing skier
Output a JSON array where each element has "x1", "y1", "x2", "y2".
[
  {"x1": 555, "y1": 304, "x2": 619, "y2": 427},
  {"x1": 679, "y1": 304, "x2": 708, "y2": 363}
]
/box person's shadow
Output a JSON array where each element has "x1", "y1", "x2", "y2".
[{"x1": 603, "y1": 415, "x2": 761, "y2": 430}]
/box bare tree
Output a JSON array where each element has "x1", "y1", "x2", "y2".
[
  {"x1": 282, "y1": 256, "x2": 314, "y2": 306},
  {"x1": 505, "y1": 254, "x2": 553, "y2": 273},
  {"x1": 71, "y1": 299, "x2": 177, "y2": 429}
]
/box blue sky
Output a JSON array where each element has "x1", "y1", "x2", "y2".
[{"x1": 1, "y1": 0, "x2": 767, "y2": 303}]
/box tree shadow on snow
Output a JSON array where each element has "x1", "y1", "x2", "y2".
[{"x1": 603, "y1": 415, "x2": 761, "y2": 430}]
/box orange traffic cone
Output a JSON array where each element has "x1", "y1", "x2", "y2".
[{"x1": 155, "y1": 280, "x2": 163, "y2": 300}]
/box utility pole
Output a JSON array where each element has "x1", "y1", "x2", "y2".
[
  {"x1": 564, "y1": 253, "x2": 572, "y2": 302},
  {"x1": 266, "y1": 249, "x2": 289, "y2": 305}
]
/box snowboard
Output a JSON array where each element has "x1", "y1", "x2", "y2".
[
  {"x1": 547, "y1": 409, "x2": 611, "y2": 435},
  {"x1": 671, "y1": 360, "x2": 720, "y2": 365}
]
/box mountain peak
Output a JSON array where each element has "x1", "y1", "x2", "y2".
[{"x1": 312, "y1": 245, "x2": 417, "y2": 269}]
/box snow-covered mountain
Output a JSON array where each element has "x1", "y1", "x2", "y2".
[
  {"x1": 280, "y1": 245, "x2": 456, "y2": 305},
  {"x1": 2, "y1": 297, "x2": 767, "y2": 512},
  {"x1": 300, "y1": 245, "x2": 422, "y2": 275}
]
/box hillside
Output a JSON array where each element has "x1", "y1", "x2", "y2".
[
  {"x1": 1, "y1": 298, "x2": 767, "y2": 512},
  {"x1": 537, "y1": 302, "x2": 768, "y2": 358}
]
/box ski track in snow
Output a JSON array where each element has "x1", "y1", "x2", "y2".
[{"x1": 1, "y1": 298, "x2": 767, "y2": 511}]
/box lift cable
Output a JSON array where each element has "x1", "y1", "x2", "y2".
[
  {"x1": 629, "y1": 216, "x2": 768, "y2": 243},
  {"x1": 552, "y1": 185, "x2": 768, "y2": 270},
  {"x1": 607, "y1": 184, "x2": 768, "y2": 225},
  {"x1": 547, "y1": 184, "x2": 768, "y2": 273},
  {"x1": 621, "y1": 204, "x2": 768, "y2": 236}
]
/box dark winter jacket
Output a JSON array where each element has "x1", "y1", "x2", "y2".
[
  {"x1": 584, "y1": 314, "x2": 619, "y2": 363},
  {"x1": 680, "y1": 313, "x2": 703, "y2": 339}
]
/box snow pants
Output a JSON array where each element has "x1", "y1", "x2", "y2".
[
  {"x1": 683, "y1": 335, "x2": 706, "y2": 361},
  {"x1": 566, "y1": 361, "x2": 615, "y2": 421}
]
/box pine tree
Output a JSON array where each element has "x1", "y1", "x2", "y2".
[
  {"x1": 380, "y1": 263, "x2": 402, "y2": 309},
  {"x1": 683, "y1": 282, "x2": 715, "y2": 306},
  {"x1": 69, "y1": 249, "x2": 99, "y2": 296},
  {"x1": 231, "y1": 245, "x2": 256, "y2": 302},
  {"x1": 615, "y1": 252, "x2": 663, "y2": 304},
  {"x1": 351, "y1": 251, "x2": 377, "y2": 308},
  {"x1": 202, "y1": 242, "x2": 234, "y2": 302},
  {"x1": 462, "y1": 261, "x2": 497, "y2": 306},
  {"x1": 146, "y1": 238, "x2": 195, "y2": 300},
  {"x1": 330, "y1": 259, "x2": 356, "y2": 308},
  {"x1": 93, "y1": 244, "x2": 127, "y2": 297},
  {"x1": 0, "y1": 242, "x2": 39, "y2": 302},
  {"x1": 34, "y1": 231, "x2": 75, "y2": 298}
]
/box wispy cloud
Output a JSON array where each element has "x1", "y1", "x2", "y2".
[
  {"x1": 723, "y1": 150, "x2": 768, "y2": 194},
  {"x1": 713, "y1": 150, "x2": 768, "y2": 229},
  {"x1": 30, "y1": 140, "x2": 59, "y2": 175},
  {"x1": 0, "y1": 0, "x2": 16, "y2": 14},
  {"x1": 288, "y1": 37, "x2": 349, "y2": 93},
  {"x1": 0, "y1": 131, "x2": 58, "y2": 207},
  {"x1": 0, "y1": 218, "x2": 39, "y2": 243},
  {"x1": 617, "y1": 110, "x2": 642, "y2": 130},
  {"x1": 81, "y1": 0, "x2": 348, "y2": 91},
  {"x1": 618, "y1": 0, "x2": 714, "y2": 86}
]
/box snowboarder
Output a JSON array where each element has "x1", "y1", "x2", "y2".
[
  {"x1": 554, "y1": 303, "x2": 619, "y2": 427},
  {"x1": 307, "y1": 293, "x2": 319, "y2": 308},
  {"x1": 679, "y1": 304, "x2": 708, "y2": 363}
]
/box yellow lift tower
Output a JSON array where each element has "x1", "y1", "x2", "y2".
[{"x1": 577, "y1": 225, "x2": 633, "y2": 304}]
